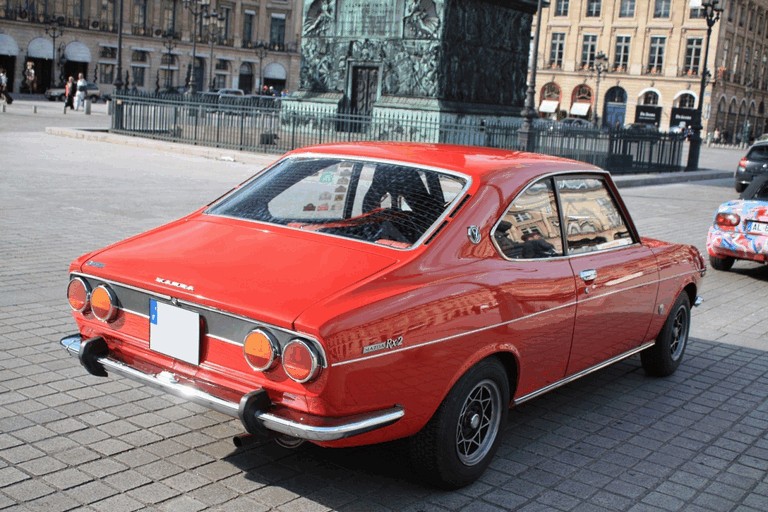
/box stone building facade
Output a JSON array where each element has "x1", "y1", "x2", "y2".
[
  {"x1": 0, "y1": 1, "x2": 303, "y2": 96},
  {"x1": 532, "y1": 0, "x2": 767, "y2": 142}
]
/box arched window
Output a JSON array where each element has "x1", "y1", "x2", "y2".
[
  {"x1": 642, "y1": 91, "x2": 659, "y2": 105},
  {"x1": 678, "y1": 93, "x2": 695, "y2": 108}
]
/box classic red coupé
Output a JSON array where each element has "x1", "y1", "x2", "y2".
[{"x1": 61, "y1": 143, "x2": 705, "y2": 488}]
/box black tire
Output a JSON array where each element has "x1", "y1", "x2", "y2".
[
  {"x1": 641, "y1": 294, "x2": 691, "y2": 377},
  {"x1": 410, "y1": 358, "x2": 509, "y2": 489},
  {"x1": 735, "y1": 182, "x2": 747, "y2": 193},
  {"x1": 709, "y1": 254, "x2": 735, "y2": 271}
]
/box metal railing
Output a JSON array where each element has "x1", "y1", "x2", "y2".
[{"x1": 110, "y1": 91, "x2": 685, "y2": 172}]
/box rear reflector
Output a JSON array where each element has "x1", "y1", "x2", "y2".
[{"x1": 282, "y1": 339, "x2": 321, "y2": 383}]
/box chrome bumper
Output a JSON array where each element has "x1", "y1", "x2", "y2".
[{"x1": 60, "y1": 334, "x2": 403, "y2": 442}]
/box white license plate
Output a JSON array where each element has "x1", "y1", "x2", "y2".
[
  {"x1": 149, "y1": 299, "x2": 200, "y2": 365},
  {"x1": 746, "y1": 221, "x2": 768, "y2": 235}
]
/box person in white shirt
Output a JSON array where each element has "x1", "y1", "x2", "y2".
[{"x1": 74, "y1": 73, "x2": 87, "y2": 111}]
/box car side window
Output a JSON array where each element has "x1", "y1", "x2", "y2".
[
  {"x1": 556, "y1": 177, "x2": 634, "y2": 254},
  {"x1": 493, "y1": 178, "x2": 563, "y2": 259}
]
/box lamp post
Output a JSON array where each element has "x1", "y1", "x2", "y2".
[
  {"x1": 44, "y1": 19, "x2": 63, "y2": 87},
  {"x1": 687, "y1": 0, "x2": 722, "y2": 171},
  {"x1": 592, "y1": 51, "x2": 608, "y2": 128},
  {"x1": 114, "y1": 0, "x2": 124, "y2": 91},
  {"x1": 204, "y1": 9, "x2": 225, "y2": 91},
  {"x1": 254, "y1": 41, "x2": 268, "y2": 93},
  {"x1": 182, "y1": 0, "x2": 210, "y2": 93},
  {"x1": 162, "y1": 33, "x2": 177, "y2": 88},
  {"x1": 518, "y1": 0, "x2": 545, "y2": 152}
]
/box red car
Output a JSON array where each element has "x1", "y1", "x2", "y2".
[{"x1": 61, "y1": 143, "x2": 705, "y2": 488}]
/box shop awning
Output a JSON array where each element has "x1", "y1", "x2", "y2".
[
  {"x1": 0, "y1": 34, "x2": 19, "y2": 56},
  {"x1": 539, "y1": 100, "x2": 559, "y2": 113},
  {"x1": 64, "y1": 42, "x2": 91, "y2": 63},
  {"x1": 27, "y1": 38, "x2": 53, "y2": 59},
  {"x1": 263, "y1": 62, "x2": 287, "y2": 80},
  {"x1": 570, "y1": 102, "x2": 591, "y2": 116}
]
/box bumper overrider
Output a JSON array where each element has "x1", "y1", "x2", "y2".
[{"x1": 60, "y1": 334, "x2": 404, "y2": 442}]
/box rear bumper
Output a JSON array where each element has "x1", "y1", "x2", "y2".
[{"x1": 60, "y1": 334, "x2": 403, "y2": 442}]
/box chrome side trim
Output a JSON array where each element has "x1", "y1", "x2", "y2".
[
  {"x1": 694, "y1": 296, "x2": 703, "y2": 307},
  {"x1": 514, "y1": 341, "x2": 655, "y2": 405},
  {"x1": 60, "y1": 334, "x2": 402, "y2": 441}
]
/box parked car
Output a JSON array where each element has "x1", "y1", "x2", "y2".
[
  {"x1": 734, "y1": 140, "x2": 768, "y2": 192},
  {"x1": 624, "y1": 123, "x2": 658, "y2": 132},
  {"x1": 60, "y1": 143, "x2": 705, "y2": 488},
  {"x1": 707, "y1": 174, "x2": 768, "y2": 271},
  {"x1": 44, "y1": 81, "x2": 102, "y2": 102},
  {"x1": 558, "y1": 117, "x2": 594, "y2": 129}
]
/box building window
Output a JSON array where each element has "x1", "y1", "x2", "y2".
[
  {"x1": 740, "y1": 5, "x2": 746, "y2": 27},
  {"x1": 99, "y1": 47, "x2": 117, "y2": 59},
  {"x1": 678, "y1": 93, "x2": 695, "y2": 109},
  {"x1": 619, "y1": 0, "x2": 635, "y2": 18},
  {"x1": 728, "y1": 1, "x2": 735, "y2": 22},
  {"x1": 554, "y1": 0, "x2": 569, "y2": 17},
  {"x1": 690, "y1": 7, "x2": 704, "y2": 19},
  {"x1": 131, "y1": 66, "x2": 145, "y2": 87},
  {"x1": 220, "y1": 7, "x2": 232, "y2": 41},
  {"x1": 647, "y1": 36, "x2": 665, "y2": 74},
  {"x1": 684, "y1": 38, "x2": 703, "y2": 75},
  {"x1": 99, "y1": 63, "x2": 115, "y2": 84},
  {"x1": 749, "y1": 8, "x2": 756, "y2": 31},
  {"x1": 163, "y1": 0, "x2": 177, "y2": 34},
  {"x1": 581, "y1": 35, "x2": 597, "y2": 69},
  {"x1": 243, "y1": 13, "x2": 254, "y2": 45},
  {"x1": 614, "y1": 36, "x2": 630, "y2": 71},
  {"x1": 643, "y1": 91, "x2": 659, "y2": 105},
  {"x1": 133, "y1": 0, "x2": 147, "y2": 29},
  {"x1": 131, "y1": 50, "x2": 148, "y2": 63},
  {"x1": 550, "y1": 33, "x2": 565, "y2": 69},
  {"x1": 270, "y1": 14, "x2": 286, "y2": 49},
  {"x1": 542, "y1": 82, "x2": 561, "y2": 101},
  {"x1": 586, "y1": 0, "x2": 601, "y2": 17},
  {"x1": 653, "y1": 0, "x2": 670, "y2": 19}
]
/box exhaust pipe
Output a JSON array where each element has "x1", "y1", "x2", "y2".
[{"x1": 232, "y1": 433, "x2": 263, "y2": 449}]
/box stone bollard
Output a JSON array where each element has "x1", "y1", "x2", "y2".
[{"x1": 85, "y1": 98, "x2": 91, "y2": 115}]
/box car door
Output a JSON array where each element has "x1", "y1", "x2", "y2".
[
  {"x1": 555, "y1": 176, "x2": 660, "y2": 375},
  {"x1": 491, "y1": 177, "x2": 577, "y2": 398}
]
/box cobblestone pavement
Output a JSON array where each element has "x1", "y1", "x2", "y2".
[{"x1": 0, "y1": 100, "x2": 766, "y2": 511}]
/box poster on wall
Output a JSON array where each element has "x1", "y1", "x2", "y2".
[{"x1": 634, "y1": 105, "x2": 662, "y2": 126}]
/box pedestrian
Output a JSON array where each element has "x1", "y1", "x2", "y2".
[
  {"x1": 24, "y1": 61, "x2": 36, "y2": 93},
  {"x1": 74, "y1": 73, "x2": 87, "y2": 111},
  {"x1": 64, "y1": 76, "x2": 75, "y2": 112},
  {"x1": 0, "y1": 67, "x2": 7, "y2": 102},
  {"x1": 713, "y1": 127, "x2": 721, "y2": 144}
]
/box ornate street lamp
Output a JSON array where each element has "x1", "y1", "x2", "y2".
[
  {"x1": 518, "y1": 0, "x2": 545, "y2": 152},
  {"x1": 114, "y1": 0, "x2": 124, "y2": 91},
  {"x1": 254, "y1": 41, "x2": 268, "y2": 93},
  {"x1": 182, "y1": 0, "x2": 210, "y2": 93},
  {"x1": 592, "y1": 51, "x2": 608, "y2": 127},
  {"x1": 44, "y1": 19, "x2": 63, "y2": 88},
  {"x1": 687, "y1": 0, "x2": 723, "y2": 171},
  {"x1": 204, "y1": 9, "x2": 225, "y2": 91}
]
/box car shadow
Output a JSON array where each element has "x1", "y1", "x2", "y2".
[
  {"x1": 219, "y1": 338, "x2": 768, "y2": 508},
  {"x1": 730, "y1": 263, "x2": 768, "y2": 280}
]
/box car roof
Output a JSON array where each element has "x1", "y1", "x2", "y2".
[{"x1": 283, "y1": 142, "x2": 600, "y2": 180}]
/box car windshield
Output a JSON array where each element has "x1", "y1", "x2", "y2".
[
  {"x1": 747, "y1": 145, "x2": 768, "y2": 162},
  {"x1": 206, "y1": 157, "x2": 468, "y2": 248}
]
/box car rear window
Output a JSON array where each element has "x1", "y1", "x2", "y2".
[
  {"x1": 747, "y1": 145, "x2": 768, "y2": 161},
  {"x1": 206, "y1": 157, "x2": 468, "y2": 248}
]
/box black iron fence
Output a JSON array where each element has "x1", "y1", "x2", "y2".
[{"x1": 110, "y1": 91, "x2": 685, "y2": 173}]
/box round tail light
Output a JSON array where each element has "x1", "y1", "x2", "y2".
[
  {"x1": 243, "y1": 329, "x2": 279, "y2": 371},
  {"x1": 282, "y1": 339, "x2": 321, "y2": 383},
  {"x1": 91, "y1": 284, "x2": 118, "y2": 322},
  {"x1": 67, "y1": 277, "x2": 91, "y2": 313}
]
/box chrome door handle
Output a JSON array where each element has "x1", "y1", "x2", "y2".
[{"x1": 579, "y1": 269, "x2": 597, "y2": 282}]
